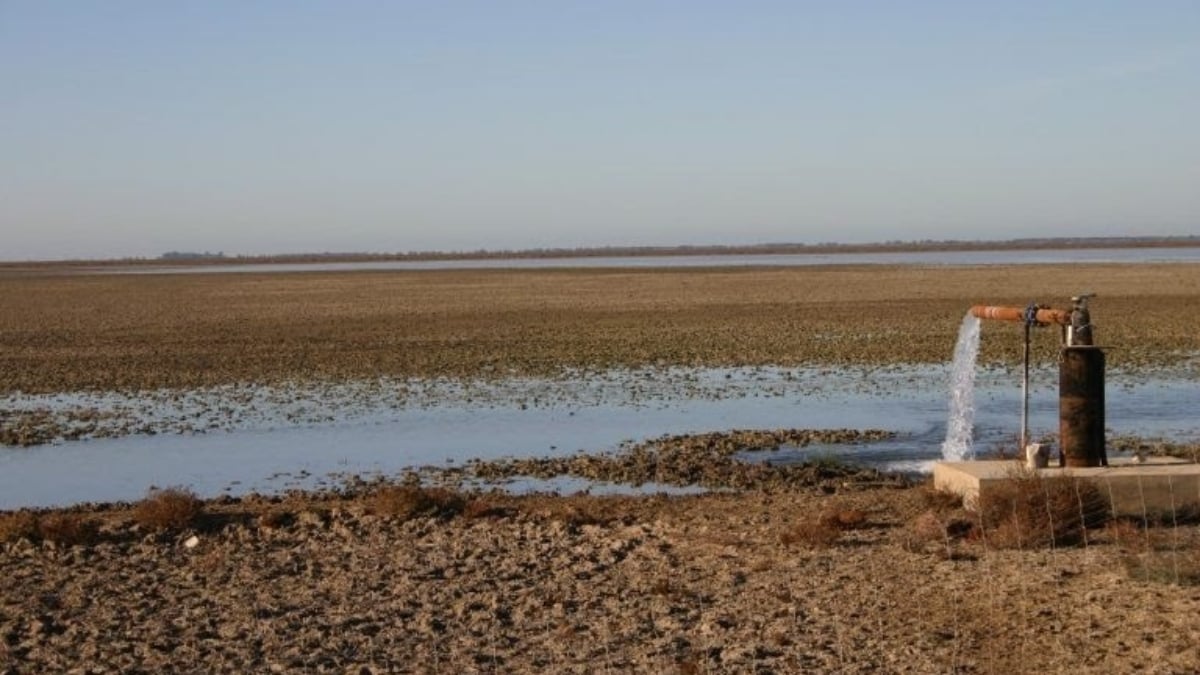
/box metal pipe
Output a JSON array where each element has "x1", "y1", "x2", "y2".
[
  {"x1": 1021, "y1": 321, "x2": 1030, "y2": 451},
  {"x1": 970, "y1": 305, "x2": 1071, "y2": 325}
]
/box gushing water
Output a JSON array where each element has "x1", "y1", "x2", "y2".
[{"x1": 941, "y1": 312, "x2": 982, "y2": 460}]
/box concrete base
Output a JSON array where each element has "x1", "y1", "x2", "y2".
[{"x1": 933, "y1": 457, "x2": 1200, "y2": 517}]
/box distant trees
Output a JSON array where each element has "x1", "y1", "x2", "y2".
[{"x1": 159, "y1": 251, "x2": 225, "y2": 260}]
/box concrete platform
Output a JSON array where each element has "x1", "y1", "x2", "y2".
[{"x1": 933, "y1": 457, "x2": 1200, "y2": 517}]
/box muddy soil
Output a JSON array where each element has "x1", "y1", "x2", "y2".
[
  {"x1": 3, "y1": 264, "x2": 1198, "y2": 394},
  {"x1": 3, "y1": 482, "x2": 1199, "y2": 674}
]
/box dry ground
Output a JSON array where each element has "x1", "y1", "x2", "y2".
[
  {"x1": 2, "y1": 263, "x2": 1198, "y2": 393},
  {"x1": 3, "y1": 485, "x2": 1200, "y2": 674}
]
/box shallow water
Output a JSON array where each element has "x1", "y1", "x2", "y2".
[
  {"x1": 3, "y1": 366, "x2": 1199, "y2": 509},
  {"x1": 100, "y1": 246, "x2": 1200, "y2": 275}
]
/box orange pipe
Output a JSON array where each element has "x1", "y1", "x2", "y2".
[{"x1": 970, "y1": 305, "x2": 1070, "y2": 325}]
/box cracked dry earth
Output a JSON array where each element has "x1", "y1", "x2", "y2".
[{"x1": 4, "y1": 487, "x2": 1200, "y2": 674}]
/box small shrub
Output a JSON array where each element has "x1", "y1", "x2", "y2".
[
  {"x1": 819, "y1": 507, "x2": 869, "y2": 530},
  {"x1": 134, "y1": 487, "x2": 203, "y2": 531},
  {"x1": 898, "y1": 509, "x2": 975, "y2": 556},
  {"x1": 976, "y1": 469, "x2": 1108, "y2": 549},
  {"x1": 899, "y1": 510, "x2": 950, "y2": 553},
  {"x1": 369, "y1": 486, "x2": 465, "y2": 520},
  {"x1": 780, "y1": 520, "x2": 841, "y2": 548},
  {"x1": 462, "y1": 498, "x2": 509, "y2": 520},
  {"x1": 520, "y1": 496, "x2": 620, "y2": 527},
  {"x1": 556, "y1": 504, "x2": 611, "y2": 527},
  {"x1": 37, "y1": 513, "x2": 100, "y2": 546},
  {"x1": 257, "y1": 510, "x2": 293, "y2": 529},
  {"x1": 1104, "y1": 519, "x2": 1145, "y2": 551},
  {"x1": 919, "y1": 484, "x2": 965, "y2": 513},
  {"x1": 0, "y1": 512, "x2": 41, "y2": 543},
  {"x1": 781, "y1": 501, "x2": 876, "y2": 548}
]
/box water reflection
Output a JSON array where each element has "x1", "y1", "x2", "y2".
[
  {"x1": 1, "y1": 367, "x2": 1197, "y2": 509},
  {"x1": 100, "y1": 247, "x2": 1200, "y2": 275}
]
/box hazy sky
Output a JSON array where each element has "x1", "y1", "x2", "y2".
[{"x1": 3, "y1": 2, "x2": 1198, "y2": 260}]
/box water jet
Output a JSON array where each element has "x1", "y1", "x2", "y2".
[{"x1": 940, "y1": 313, "x2": 981, "y2": 461}]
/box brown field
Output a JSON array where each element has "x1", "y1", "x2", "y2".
[
  {"x1": 2, "y1": 263, "x2": 1198, "y2": 394},
  {"x1": 3, "y1": 481, "x2": 1200, "y2": 673},
  {"x1": 3, "y1": 262, "x2": 1200, "y2": 673}
]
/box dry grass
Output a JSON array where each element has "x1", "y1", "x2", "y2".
[
  {"x1": 134, "y1": 487, "x2": 204, "y2": 531},
  {"x1": 780, "y1": 504, "x2": 868, "y2": 548},
  {"x1": 515, "y1": 494, "x2": 647, "y2": 527},
  {"x1": 918, "y1": 483, "x2": 966, "y2": 513},
  {"x1": 1123, "y1": 549, "x2": 1200, "y2": 586},
  {"x1": 778, "y1": 498, "x2": 885, "y2": 548},
  {"x1": 461, "y1": 498, "x2": 512, "y2": 520},
  {"x1": 1104, "y1": 518, "x2": 1146, "y2": 550},
  {"x1": 819, "y1": 507, "x2": 870, "y2": 530},
  {"x1": 36, "y1": 513, "x2": 101, "y2": 546},
  {"x1": 1103, "y1": 518, "x2": 1186, "y2": 553},
  {"x1": 780, "y1": 520, "x2": 843, "y2": 548},
  {"x1": 975, "y1": 468, "x2": 1109, "y2": 549},
  {"x1": 0, "y1": 511, "x2": 100, "y2": 545},
  {"x1": 897, "y1": 484, "x2": 977, "y2": 555},
  {"x1": 0, "y1": 512, "x2": 41, "y2": 543},
  {"x1": 900, "y1": 511, "x2": 956, "y2": 554},
  {"x1": 368, "y1": 486, "x2": 466, "y2": 520},
  {"x1": 1, "y1": 263, "x2": 1197, "y2": 394},
  {"x1": 257, "y1": 510, "x2": 293, "y2": 529},
  {"x1": 1104, "y1": 518, "x2": 1200, "y2": 586}
]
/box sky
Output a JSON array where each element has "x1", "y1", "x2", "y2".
[{"x1": 2, "y1": 2, "x2": 1198, "y2": 261}]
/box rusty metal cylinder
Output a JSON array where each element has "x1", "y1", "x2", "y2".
[
  {"x1": 970, "y1": 305, "x2": 1071, "y2": 325},
  {"x1": 1059, "y1": 346, "x2": 1106, "y2": 467}
]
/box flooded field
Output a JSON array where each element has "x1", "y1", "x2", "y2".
[
  {"x1": 2, "y1": 261, "x2": 1199, "y2": 508},
  {"x1": 3, "y1": 365, "x2": 1199, "y2": 508}
]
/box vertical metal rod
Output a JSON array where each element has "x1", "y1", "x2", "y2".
[{"x1": 1021, "y1": 321, "x2": 1030, "y2": 452}]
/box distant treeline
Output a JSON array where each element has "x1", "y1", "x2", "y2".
[
  {"x1": 10, "y1": 235, "x2": 1200, "y2": 267},
  {"x1": 159, "y1": 251, "x2": 226, "y2": 260}
]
